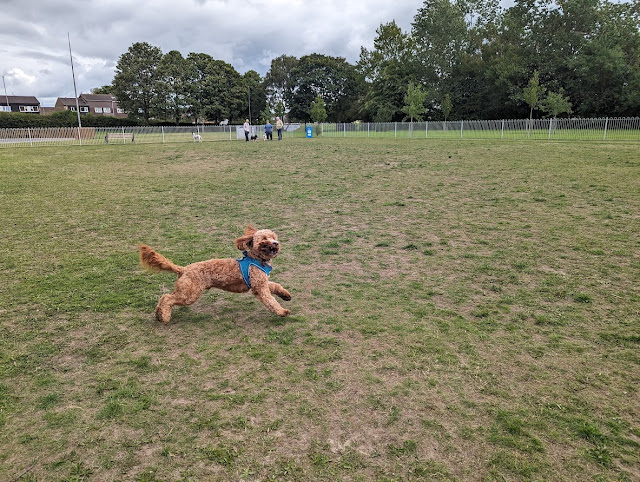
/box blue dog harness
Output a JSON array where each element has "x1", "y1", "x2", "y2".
[{"x1": 236, "y1": 251, "x2": 273, "y2": 288}]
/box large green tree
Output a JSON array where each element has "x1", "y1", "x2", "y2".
[
  {"x1": 358, "y1": 21, "x2": 417, "y2": 121},
  {"x1": 245, "y1": 70, "x2": 266, "y2": 125},
  {"x1": 184, "y1": 54, "x2": 249, "y2": 123},
  {"x1": 287, "y1": 54, "x2": 363, "y2": 122},
  {"x1": 412, "y1": 0, "x2": 469, "y2": 84},
  {"x1": 112, "y1": 42, "x2": 163, "y2": 121},
  {"x1": 264, "y1": 55, "x2": 298, "y2": 119},
  {"x1": 155, "y1": 50, "x2": 190, "y2": 124}
]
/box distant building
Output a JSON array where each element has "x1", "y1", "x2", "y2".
[
  {"x1": 80, "y1": 94, "x2": 127, "y2": 117},
  {"x1": 55, "y1": 97, "x2": 89, "y2": 114},
  {"x1": 0, "y1": 95, "x2": 41, "y2": 114},
  {"x1": 53, "y1": 94, "x2": 127, "y2": 117}
]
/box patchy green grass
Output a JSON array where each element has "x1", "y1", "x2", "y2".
[{"x1": 1, "y1": 138, "x2": 639, "y2": 481}]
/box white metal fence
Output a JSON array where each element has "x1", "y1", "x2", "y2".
[
  {"x1": 320, "y1": 118, "x2": 640, "y2": 141},
  {"x1": 0, "y1": 118, "x2": 638, "y2": 148}
]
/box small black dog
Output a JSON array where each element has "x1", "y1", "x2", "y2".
[{"x1": 250, "y1": 134, "x2": 258, "y2": 141}]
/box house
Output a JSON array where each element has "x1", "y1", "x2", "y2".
[
  {"x1": 0, "y1": 95, "x2": 41, "y2": 114},
  {"x1": 55, "y1": 97, "x2": 90, "y2": 114},
  {"x1": 53, "y1": 94, "x2": 127, "y2": 117},
  {"x1": 79, "y1": 93, "x2": 127, "y2": 118}
]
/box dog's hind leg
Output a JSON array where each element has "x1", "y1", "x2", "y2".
[{"x1": 155, "y1": 276, "x2": 204, "y2": 324}]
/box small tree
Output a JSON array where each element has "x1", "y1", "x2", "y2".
[
  {"x1": 401, "y1": 82, "x2": 427, "y2": 123},
  {"x1": 523, "y1": 70, "x2": 546, "y2": 121},
  {"x1": 310, "y1": 95, "x2": 327, "y2": 123},
  {"x1": 540, "y1": 89, "x2": 573, "y2": 119}
]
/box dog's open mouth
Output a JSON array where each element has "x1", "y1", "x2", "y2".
[{"x1": 261, "y1": 244, "x2": 279, "y2": 257}]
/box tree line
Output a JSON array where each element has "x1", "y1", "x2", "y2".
[{"x1": 104, "y1": 0, "x2": 639, "y2": 124}]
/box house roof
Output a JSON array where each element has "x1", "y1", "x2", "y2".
[
  {"x1": 0, "y1": 95, "x2": 40, "y2": 106},
  {"x1": 57, "y1": 97, "x2": 89, "y2": 107}
]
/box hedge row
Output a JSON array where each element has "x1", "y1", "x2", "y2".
[{"x1": 0, "y1": 111, "x2": 138, "y2": 128}]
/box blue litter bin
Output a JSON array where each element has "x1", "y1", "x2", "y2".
[{"x1": 306, "y1": 126, "x2": 313, "y2": 138}]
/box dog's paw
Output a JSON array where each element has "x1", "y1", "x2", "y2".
[
  {"x1": 155, "y1": 306, "x2": 171, "y2": 324},
  {"x1": 280, "y1": 309, "x2": 291, "y2": 317},
  {"x1": 280, "y1": 290, "x2": 292, "y2": 301}
]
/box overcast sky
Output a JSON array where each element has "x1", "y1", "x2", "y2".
[{"x1": 1, "y1": 0, "x2": 514, "y2": 107}]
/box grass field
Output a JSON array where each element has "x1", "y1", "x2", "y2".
[{"x1": 1, "y1": 138, "x2": 639, "y2": 481}]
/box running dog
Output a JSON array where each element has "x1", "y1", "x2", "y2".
[{"x1": 138, "y1": 226, "x2": 291, "y2": 324}]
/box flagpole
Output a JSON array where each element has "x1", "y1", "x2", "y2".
[{"x1": 68, "y1": 33, "x2": 83, "y2": 144}]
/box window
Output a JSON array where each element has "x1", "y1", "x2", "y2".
[
  {"x1": 117, "y1": 108, "x2": 125, "y2": 114},
  {"x1": 1, "y1": 105, "x2": 11, "y2": 112},
  {"x1": 19, "y1": 105, "x2": 39, "y2": 113},
  {"x1": 103, "y1": 107, "x2": 111, "y2": 114},
  {"x1": 80, "y1": 107, "x2": 89, "y2": 113},
  {"x1": 94, "y1": 107, "x2": 103, "y2": 113}
]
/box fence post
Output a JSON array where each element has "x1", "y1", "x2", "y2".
[
  {"x1": 501, "y1": 120, "x2": 504, "y2": 139},
  {"x1": 162, "y1": 126, "x2": 165, "y2": 143},
  {"x1": 548, "y1": 118, "x2": 552, "y2": 140},
  {"x1": 460, "y1": 120, "x2": 463, "y2": 139},
  {"x1": 121, "y1": 126, "x2": 126, "y2": 144},
  {"x1": 603, "y1": 117, "x2": 608, "y2": 141},
  {"x1": 426, "y1": 121, "x2": 428, "y2": 138},
  {"x1": 27, "y1": 127, "x2": 33, "y2": 147},
  {"x1": 344, "y1": 123, "x2": 346, "y2": 138},
  {"x1": 368, "y1": 123, "x2": 370, "y2": 138},
  {"x1": 395, "y1": 122, "x2": 397, "y2": 138}
]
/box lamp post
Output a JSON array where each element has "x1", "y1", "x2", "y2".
[{"x1": 2, "y1": 75, "x2": 9, "y2": 111}]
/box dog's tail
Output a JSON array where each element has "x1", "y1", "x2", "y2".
[{"x1": 138, "y1": 244, "x2": 185, "y2": 276}]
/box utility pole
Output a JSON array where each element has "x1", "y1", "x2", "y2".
[{"x1": 68, "y1": 33, "x2": 82, "y2": 129}]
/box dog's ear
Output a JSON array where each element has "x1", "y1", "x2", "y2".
[{"x1": 235, "y1": 225, "x2": 257, "y2": 251}]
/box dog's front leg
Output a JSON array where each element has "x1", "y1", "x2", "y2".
[
  {"x1": 269, "y1": 281, "x2": 291, "y2": 301},
  {"x1": 250, "y1": 267, "x2": 291, "y2": 317}
]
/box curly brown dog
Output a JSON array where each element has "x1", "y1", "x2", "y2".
[{"x1": 138, "y1": 226, "x2": 291, "y2": 324}]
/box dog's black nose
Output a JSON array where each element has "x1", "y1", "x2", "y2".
[{"x1": 273, "y1": 241, "x2": 279, "y2": 247}]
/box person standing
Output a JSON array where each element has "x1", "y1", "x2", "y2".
[
  {"x1": 275, "y1": 116, "x2": 284, "y2": 141},
  {"x1": 264, "y1": 120, "x2": 273, "y2": 140},
  {"x1": 243, "y1": 119, "x2": 250, "y2": 142}
]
